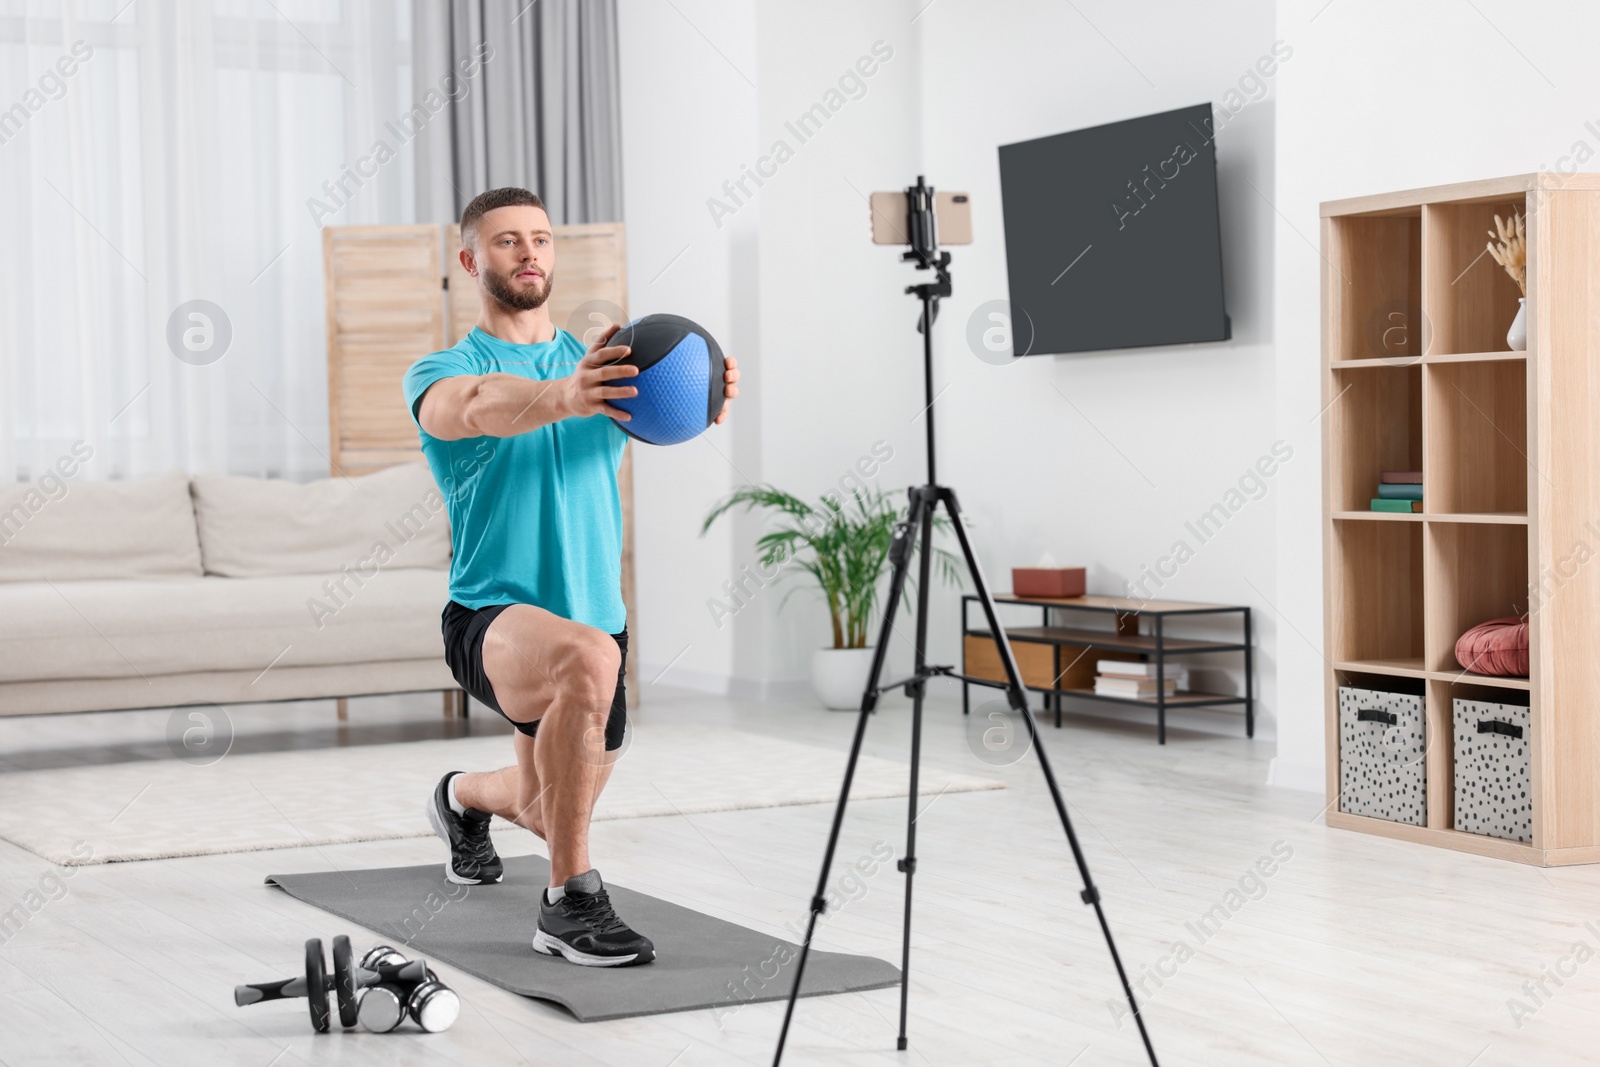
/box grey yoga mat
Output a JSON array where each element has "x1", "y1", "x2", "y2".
[{"x1": 266, "y1": 855, "x2": 900, "y2": 1023}]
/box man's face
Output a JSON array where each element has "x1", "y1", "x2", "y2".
[{"x1": 472, "y1": 204, "x2": 556, "y2": 311}]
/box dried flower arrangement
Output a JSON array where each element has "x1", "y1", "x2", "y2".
[{"x1": 1487, "y1": 211, "x2": 1526, "y2": 296}]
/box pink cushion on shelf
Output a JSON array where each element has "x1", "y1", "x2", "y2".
[{"x1": 1455, "y1": 616, "x2": 1529, "y2": 677}]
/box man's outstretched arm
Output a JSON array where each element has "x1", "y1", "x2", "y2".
[{"x1": 418, "y1": 325, "x2": 639, "y2": 441}]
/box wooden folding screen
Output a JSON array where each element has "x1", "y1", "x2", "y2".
[{"x1": 323, "y1": 223, "x2": 638, "y2": 703}]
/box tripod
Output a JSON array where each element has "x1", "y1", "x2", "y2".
[{"x1": 771, "y1": 205, "x2": 1159, "y2": 1066}]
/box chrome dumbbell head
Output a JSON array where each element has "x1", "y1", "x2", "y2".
[
  {"x1": 356, "y1": 983, "x2": 409, "y2": 1033},
  {"x1": 360, "y1": 945, "x2": 408, "y2": 971},
  {"x1": 407, "y1": 976, "x2": 460, "y2": 1033}
]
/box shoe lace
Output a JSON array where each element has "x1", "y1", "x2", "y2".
[
  {"x1": 565, "y1": 889, "x2": 627, "y2": 934},
  {"x1": 460, "y1": 813, "x2": 496, "y2": 867}
]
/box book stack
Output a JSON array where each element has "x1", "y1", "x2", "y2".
[
  {"x1": 1371, "y1": 470, "x2": 1422, "y2": 513},
  {"x1": 1094, "y1": 660, "x2": 1184, "y2": 698}
]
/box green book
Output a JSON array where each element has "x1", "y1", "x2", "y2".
[
  {"x1": 1376, "y1": 483, "x2": 1424, "y2": 500},
  {"x1": 1371, "y1": 498, "x2": 1421, "y2": 513}
]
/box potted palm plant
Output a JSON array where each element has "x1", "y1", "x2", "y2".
[{"x1": 703, "y1": 484, "x2": 962, "y2": 709}]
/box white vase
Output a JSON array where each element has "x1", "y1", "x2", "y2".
[
  {"x1": 1507, "y1": 297, "x2": 1527, "y2": 351},
  {"x1": 810, "y1": 646, "x2": 877, "y2": 710}
]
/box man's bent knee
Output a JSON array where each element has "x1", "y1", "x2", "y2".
[{"x1": 551, "y1": 630, "x2": 621, "y2": 710}]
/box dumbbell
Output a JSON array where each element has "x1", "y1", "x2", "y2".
[
  {"x1": 355, "y1": 942, "x2": 431, "y2": 1031},
  {"x1": 357, "y1": 975, "x2": 459, "y2": 1034},
  {"x1": 360, "y1": 944, "x2": 408, "y2": 970},
  {"x1": 235, "y1": 936, "x2": 429, "y2": 1032},
  {"x1": 354, "y1": 949, "x2": 461, "y2": 1033}
]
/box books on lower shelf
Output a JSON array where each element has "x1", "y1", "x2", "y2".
[
  {"x1": 1094, "y1": 659, "x2": 1186, "y2": 698},
  {"x1": 1094, "y1": 675, "x2": 1178, "y2": 698},
  {"x1": 1371, "y1": 471, "x2": 1422, "y2": 512},
  {"x1": 1095, "y1": 659, "x2": 1156, "y2": 677}
]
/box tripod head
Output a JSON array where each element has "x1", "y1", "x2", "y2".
[
  {"x1": 866, "y1": 173, "x2": 964, "y2": 481},
  {"x1": 899, "y1": 176, "x2": 952, "y2": 333}
]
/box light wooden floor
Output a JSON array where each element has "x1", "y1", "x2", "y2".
[{"x1": 0, "y1": 685, "x2": 1594, "y2": 1066}]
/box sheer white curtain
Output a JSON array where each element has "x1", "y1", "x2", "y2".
[
  {"x1": 0, "y1": 0, "x2": 414, "y2": 483},
  {"x1": 412, "y1": 0, "x2": 624, "y2": 226}
]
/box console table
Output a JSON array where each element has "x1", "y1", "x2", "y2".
[{"x1": 959, "y1": 594, "x2": 1253, "y2": 744}]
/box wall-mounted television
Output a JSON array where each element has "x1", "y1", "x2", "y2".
[{"x1": 997, "y1": 103, "x2": 1229, "y2": 356}]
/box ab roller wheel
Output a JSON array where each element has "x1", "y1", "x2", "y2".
[
  {"x1": 331, "y1": 933, "x2": 357, "y2": 1028},
  {"x1": 235, "y1": 937, "x2": 453, "y2": 1035}
]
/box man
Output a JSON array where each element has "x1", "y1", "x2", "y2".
[{"x1": 402, "y1": 187, "x2": 739, "y2": 967}]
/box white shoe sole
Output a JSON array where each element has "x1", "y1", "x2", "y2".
[
  {"x1": 425, "y1": 792, "x2": 502, "y2": 885},
  {"x1": 532, "y1": 927, "x2": 645, "y2": 967}
]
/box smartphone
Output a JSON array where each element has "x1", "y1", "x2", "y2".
[{"x1": 869, "y1": 190, "x2": 972, "y2": 246}]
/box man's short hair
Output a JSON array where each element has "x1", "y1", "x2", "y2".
[{"x1": 461, "y1": 188, "x2": 547, "y2": 250}]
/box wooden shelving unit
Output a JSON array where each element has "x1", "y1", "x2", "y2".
[{"x1": 1321, "y1": 173, "x2": 1600, "y2": 867}]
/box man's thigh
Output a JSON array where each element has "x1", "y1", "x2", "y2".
[{"x1": 480, "y1": 604, "x2": 620, "y2": 726}]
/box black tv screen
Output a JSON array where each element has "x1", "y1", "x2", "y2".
[{"x1": 997, "y1": 103, "x2": 1229, "y2": 356}]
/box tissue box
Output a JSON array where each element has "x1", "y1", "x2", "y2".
[{"x1": 1012, "y1": 567, "x2": 1086, "y2": 598}]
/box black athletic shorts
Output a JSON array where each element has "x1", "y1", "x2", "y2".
[{"x1": 440, "y1": 600, "x2": 628, "y2": 750}]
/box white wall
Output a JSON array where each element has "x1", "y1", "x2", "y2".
[
  {"x1": 750, "y1": 5, "x2": 923, "y2": 686},
  {"x1": 619, "y1": 0, "x2": 1286, "y2": 734},
  {"x1": 617, "y1": 0, "x2": 1600, "y2": 780},
  {"x1": 1270, "y1": 0, "x2": 1600, "y2": 789},
  {"x1": 916, "y1": 0, "x2": 1280, "y2": 733},
  {"x1": 616, "y1": 0, "x2": 759, "y2": 691},
  {"x1": 618, "y1": 0, "x2": 925, "y2": 694},
  {"x1": 743, "y1": 0, "x2": 1285, "y2": 722}
]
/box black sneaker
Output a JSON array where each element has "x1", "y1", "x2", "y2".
[
  {"x1": 532, "y1": 870, "x2": 655, "y2": 967},
  {"x1": 425, "y1": 771, "x2": 503, "y2": 885}
]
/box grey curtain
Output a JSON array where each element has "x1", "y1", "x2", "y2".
[{"x1": 413, "y1": 0, "x2": 624, "y2": 225}]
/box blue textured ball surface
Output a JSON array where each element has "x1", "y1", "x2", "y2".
[{"x1": 607, "y1": 314, "x2": 725, "y2": 446}]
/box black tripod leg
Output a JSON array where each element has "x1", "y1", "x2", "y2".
[
  {"x1": 895, "y1": 490, "x2": 937, "y2": 1051},
  {"x1": 772, "y1": 493, "x2": 926, "y2": 1067},
  {"x1": 940, "y1": 489, "x2": 1161, "y2": 1067}
]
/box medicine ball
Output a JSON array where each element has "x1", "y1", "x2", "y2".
[{"x1": 607, "y1": 313, "x2": 725, "y2": 446}]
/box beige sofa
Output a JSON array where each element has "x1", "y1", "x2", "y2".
[{"x1": 0, "y1": 462, "x2": 460, "y2": 716}]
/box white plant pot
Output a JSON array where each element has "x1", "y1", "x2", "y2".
[
  {"x1": 810, "y1": 646, "x2": 877, "y2": 710},
  {"x1": 1507, "y1": 297, "x2": 1527, "y2": 351}
]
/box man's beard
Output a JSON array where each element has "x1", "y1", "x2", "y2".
[{"x1": 483, "y1": 264, "x2": 555, "y2": 311}]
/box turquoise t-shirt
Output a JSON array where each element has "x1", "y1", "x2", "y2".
[{"x1": 402, "y1": 326, "x2": 628, "y2": 633}]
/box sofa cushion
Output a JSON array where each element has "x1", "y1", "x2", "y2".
[
  {"x1": 0, "y1": 569, "x2": 451, "y2": 683},
  {"x1": 0, "y1": 470, "x2": 202, "y2": 582},
  {"x1": 191, "y1": 462, "x2": 451, "y2": 578}
]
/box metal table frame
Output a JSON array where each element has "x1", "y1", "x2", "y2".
[{"x1": 957, "y1": 595, "x2": 1254, "y2": 744}]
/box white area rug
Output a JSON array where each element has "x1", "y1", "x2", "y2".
[{"x1": 0, "y1": 724, "x2": 1002, "y2": 866}]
